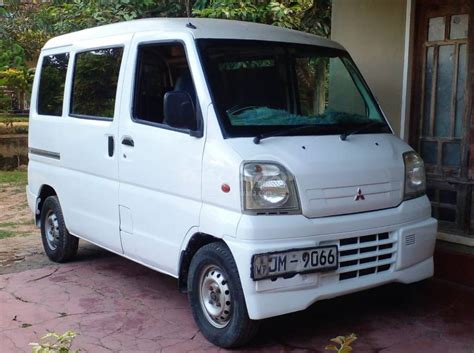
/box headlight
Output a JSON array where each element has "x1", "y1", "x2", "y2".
[
  {"x1": 403, "y1": 151, "x2": 426, "y2": 200},
  {"x1": 241, "y1": 162, "x2": 300, "y2": 214}
]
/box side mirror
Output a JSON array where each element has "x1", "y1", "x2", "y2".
[{"x1": 163, "y1": 91, "x2": 198, "y2": 133}]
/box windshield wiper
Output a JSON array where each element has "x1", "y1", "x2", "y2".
[
  {"x1": 253, "y1": 121, "x2": 385, "y2": 144},
  {"x1": 340, "y1": 121, "x2": 382, "y2": 141},
  {"x1": 253, "y1": 125, "x2": 317, "y2": 144},
  {"x1": 226, "y1": 105, "x2": 258, "y2": 115}
]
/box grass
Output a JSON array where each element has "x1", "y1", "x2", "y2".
[
  {"x1": 0, "y1": 220, "x2": 31, "y2": 227},
  {"x1": 0, "y1": 114, "x2": 29, "y2": 134},
  {"x1": 0, "y1": 114, "x2": 29, "y2": 123},
  {"x1": 0, "y1": 229, "x2": 32, "y2": 239},
  {"x1": 0, "y1": 170, "x2": 33, "y2": 240},
  {"x1": 0, "y1": 170, "x2": 27, "y2": 185},
  {"x1": 0, "y1": 230, "x2": 17, "y2": 239},
  {"x1": 0, "y1": 222, "x2": 18, "y2": 228}
]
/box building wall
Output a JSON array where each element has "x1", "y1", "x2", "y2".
[{"x1": 331, "y1": 0, "x2": 408, "y2": 136}]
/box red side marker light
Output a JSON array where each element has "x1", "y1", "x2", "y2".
[{"x1": 221, "y1": 183, "x2": 231, "y2": 193}]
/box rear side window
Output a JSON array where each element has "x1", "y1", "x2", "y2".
[
  {"x1": 133, "y1": 43, "x2": 196, "y2": 125},
  {"x1": 71, "y1": 47, "x2": 123, "y2": 119},
  {"x1": 37, "y1": 53, "x2": 69, "y2": 116}
]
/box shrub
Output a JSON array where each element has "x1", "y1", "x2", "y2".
[
  {"x1": 325, "y1": 333, "x2": 358, "y2": 353},
  {"x1": 29, "y1": 331, "x2": 81, "y2": 353}
]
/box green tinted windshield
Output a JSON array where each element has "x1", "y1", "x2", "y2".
[{"x1": 197, "y1": 39, "x2": 391, "y2": 138}]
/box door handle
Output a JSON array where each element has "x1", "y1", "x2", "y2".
[
  {"x1": 121, "y1": 136, "x2": 134, "y2": 147},
  {"x1": 108, "y1": 136, "x2": 114, "y2": 157}
]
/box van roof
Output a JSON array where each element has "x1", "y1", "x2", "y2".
[{"x1": 43, "y1": 17, "x2": 344, "y2": 51}]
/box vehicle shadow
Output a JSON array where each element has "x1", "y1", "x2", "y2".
[
  {"x1": 73, "y1": 240, "x2": 115, "y2": 263},
  {"x1": 52, "y1": 248, "x2": 472, "y2": 352},
  {"x1": 63, "y1": 243, "x2": 473, "y2": 352},
  {"x1": 247, "y1": 280, "x2": 439, "y2": 351}
]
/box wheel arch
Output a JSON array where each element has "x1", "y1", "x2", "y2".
[
  {"x1": 178, "y1": 232, "x2": 224, "y2": 293},
  {"x1": 35, "y1": 184, "x2": 58, "y2": 226}
]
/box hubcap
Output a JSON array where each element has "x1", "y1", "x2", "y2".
[
  {"x1": 199, "y1": 265, "x2": 232, "y2": 328},
  {"x1": 45, "y1": 211, "x2": 60, "y2": 251}
]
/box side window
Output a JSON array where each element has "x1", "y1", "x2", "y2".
[
  {"x1": 37, "y1": 53, "x2": 69, "y2": 116},
  {"x1": 133, "y1": 43, "x2": 196, "y2": 125},
  {"x1": 71, "y1": 47, "x2": 123, "y2": 119}
]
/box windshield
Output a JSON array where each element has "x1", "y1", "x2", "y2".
[{"x1": 197, "y1": 39, "x2": 391, "y2": 138}]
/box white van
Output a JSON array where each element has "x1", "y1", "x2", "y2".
[{"x1": 27, "y1": 18, "x2": 437, "y2": 347}]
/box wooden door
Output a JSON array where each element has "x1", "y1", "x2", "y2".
[{"x1": 410, "y1": 0, "x2": 473, "y2": 235}]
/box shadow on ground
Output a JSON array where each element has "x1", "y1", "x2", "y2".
[{"x1": 0, "y1": 237, "x2": 113, "y2": 275}]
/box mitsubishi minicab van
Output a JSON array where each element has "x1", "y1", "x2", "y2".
[{"x1": 28, "y1": 18, "x2": 438, "y2": 347}]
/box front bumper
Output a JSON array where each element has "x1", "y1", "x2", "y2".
[{"x1": 225, "y1": 197, "x2": 437, "y2": 320}]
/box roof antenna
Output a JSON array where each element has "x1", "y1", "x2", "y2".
[{"x1": 185, "y1": 0, "x2": 196, "y2": 29}]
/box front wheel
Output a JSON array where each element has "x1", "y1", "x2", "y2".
[{"x1": 187, "y1": 242, "x2": 260, "y2": 348}]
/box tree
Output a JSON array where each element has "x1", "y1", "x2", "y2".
[
  {"x1": 0, "y1": 2, "x2": 50, "y2": 64},
  {"x1": 1, "y1": 0, "x2": 331, "y2": 68},
  {"x1": 0, "y1": 41, "x2": 26, "y2": 70},
  {"x1": 193, "y1": 0, "x2": 331, "y2": 37},
  {"x1": 0, "y1": 0, "x2": 331, "y2": 112},
  {"x1": 0, "y1": 1, "x2": 189, "y2": 65},
  {"x1": 0, "y1": 67, "x2": 34, "y2": 111},
  {"x1": 0, "y1": 0, "x2": 189, "y2": 111},
  {"x1": 38, "y1": 0, "x2": 189, "y2": 38}
]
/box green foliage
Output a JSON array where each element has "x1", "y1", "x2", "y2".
[
  {"x1": 39, "y1": 0, "x2": 187, "y2": 36},
  {"x1": 194, "y1": 0, "x2": 265, "y2": 23},
  {"x1": 193, "y1": 0, "x2": 310, "y2": 29},
  {"x1": 0, "y1": 41, "x2": 26, "y2": 70},
  {"x1": 0, "y1": 67, "x2": 34, "y2": 112},
  {"x1": 0, "y1": 68, "x2": 31, "y2": 92},
  {"x1": 30, "y1": 331, "x2": 81, "y2": 353},
  {"x1": 0, "y1": 0, "x2": 188, "y2": 67},
  {"x1": 1, "y1": 0, "x2": 331, "y2": 69},
  {"x1": 267, "y1": 0, "x2": 313, "y2": 29},
  {"x1": 0, "y1": 93, "x2": 13, "y2": 113},
  {"x1": 0, "y1": 0, "x2": 330, "y2": 114},
  {"x1": 0, "y1": 3, "x2": 37, "y2": 109},
  {"x1": 325, "y1": 333, "x2": 358, "y2": 353},
  {"x1": 0, "y1": 1, "x2": 50, "y2": 64},
  {"x1": 193, "y1": 0, "x2": 331, "y2": 36}
]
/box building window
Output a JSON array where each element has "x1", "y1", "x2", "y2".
[
  {"x1": 37, "y1": 53, "x2": 69, "y2": 116},
  {"x1": 71, "y1": 47, "x2": 123, "y2": 119}
]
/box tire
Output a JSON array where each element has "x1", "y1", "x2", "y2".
[
  {"x1": 40, "y1": 196, "x2": 78, "y2": 263},
  {"x1": 187, "y1": 242, "x2": 260, "y2": 348}
]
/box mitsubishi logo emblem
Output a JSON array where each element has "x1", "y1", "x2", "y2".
[{"x1": 354, "y1": 188, "x2": 365, "y2": 201}]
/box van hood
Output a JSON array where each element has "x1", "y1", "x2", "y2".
[{"x1": 227, "y1": 133, "x2": 410, "y2": 218}]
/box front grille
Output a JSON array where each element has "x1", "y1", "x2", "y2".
[{"x1": 338, "y1": 232, "x2": 397, "y2": 281}]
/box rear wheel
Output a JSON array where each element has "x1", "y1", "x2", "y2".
[
  {"x1": 40, "y1": 196, "x2": 78, "y2": 263},
  {"x1": 187, "y1": 242, "x2": 260, "y2": 348}
]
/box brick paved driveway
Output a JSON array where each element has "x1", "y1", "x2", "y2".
[{"x1": 1, "y1": 251, "x2": 473, "y2": 353}]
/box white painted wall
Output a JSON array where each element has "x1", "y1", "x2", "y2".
[{"x1": 331, "y1": 0, "x2": 409, "y2": 137}]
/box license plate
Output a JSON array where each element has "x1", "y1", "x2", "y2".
[{"x1": 251, "y1": 245, "x2": 338, "y2": 280}]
